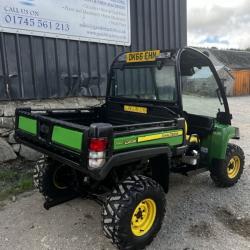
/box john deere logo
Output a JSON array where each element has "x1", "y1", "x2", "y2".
[{"x1": 20, "y1": 0, "x2": 35, "y2": 6}]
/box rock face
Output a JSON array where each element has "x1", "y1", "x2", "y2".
[
  {"x1": 0, "y1": 128, "x2": 12, "y2": 137},
  {"x1": 0, "y1": 117, "x2": 14, "y2": 129},
  {"x1": 0, "y1": 138, "x2": 17, "y2": 162},
  {"x1": 8, "y1": 132, "x2": 16, "y2": 144},
  {"x1": 19, "y1": 145, "x2": 42, "y2": 161},
  {"x1": 12, "y1": 144, "x2": 21, "y2": 154}
]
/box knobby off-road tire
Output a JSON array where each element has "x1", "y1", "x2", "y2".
[
  {"x1": 34, "y1": 156, "x2": 75, "y2": 199},
  {"x1": 102, "y1": 175, "x2": 166, "y2": 250},
  {"x1": 210, "y1": 143, "x2": 245, "y2": 187}
]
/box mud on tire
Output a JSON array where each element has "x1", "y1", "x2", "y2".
[
  {"x1": 102, "y1": 175, "x2": 166, "y2": 250},
  {"x1": 34, "y1": 155, "x2": 76, "y2": 199}
]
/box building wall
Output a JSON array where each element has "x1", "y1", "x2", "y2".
[
  {"x1": 0, "y1": 0, "x2": 187, "y2": 101},
  {"x1": 232, "y1": 70, "x2": 250, "y2": 96}
]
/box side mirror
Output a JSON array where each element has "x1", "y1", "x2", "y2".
[{"x1": 181, "y1": 67, "x2": 195, "y2": 76}]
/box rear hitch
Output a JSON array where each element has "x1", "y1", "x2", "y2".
[{"x1": 43, "y1": 191, "x2": 106, "y2": 210}]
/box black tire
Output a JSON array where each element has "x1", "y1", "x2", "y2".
[
  {"x1": 34, "y1": 156, "x2": 76, "y2": 199},
  {"x1": 102, "y1": 175, "x2": 166, "y2": 250},
  {"x1": 210, "y1": 143, "x2": 245, "y2": 187}
]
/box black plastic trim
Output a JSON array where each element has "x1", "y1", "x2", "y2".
[{"x1": 95, "y1": 146, "x2": 172, "y2": 180}]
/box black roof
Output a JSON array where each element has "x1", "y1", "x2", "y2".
[{"x1": 202, "y1": 48, "x2": 250, "y2": 70}]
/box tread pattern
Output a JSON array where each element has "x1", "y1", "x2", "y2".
[
  {"x1": 33, "y1": 155, "x2": 74, "y2": 199},
  {"x1": 33, "y1": 155, "x2": 49, "y2": 198},
  {"x1": 102, "y1": 175, "x2": 166, "y2": 250},
  {"x1": 210, "y1": 143, "x2": 245, "y2": 187}
]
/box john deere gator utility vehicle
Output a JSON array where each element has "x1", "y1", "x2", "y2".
[{"x1": 15, "y1": 47, "x2": 245, "y2": 250}]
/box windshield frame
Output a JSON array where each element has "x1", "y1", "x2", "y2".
[{"x1": 177, "y1": 48, "x2": 231, "y2": 124}]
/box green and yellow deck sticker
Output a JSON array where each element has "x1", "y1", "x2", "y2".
[
  {"x1": 114, "y1": 129, "x2": 183, "y2": 151},
  {"x1": 124, "y1": 105, "x2": 148, "y2": 114},
  {"x1": 126, "y1": 50, "x2": 161, "y2": 63},
  {"x1": 138, "y1": 130, "x2": 183, "y2": 143}
]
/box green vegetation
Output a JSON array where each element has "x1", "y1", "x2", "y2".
[{"x1": 0, "y1": 166, "x2": 34, "y2": 201}]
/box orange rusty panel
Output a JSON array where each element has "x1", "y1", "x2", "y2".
[{"x1": 232, "y1": 70, "x2": 250, "y2": 96}]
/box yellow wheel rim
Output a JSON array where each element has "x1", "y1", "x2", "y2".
[
  {"x1": 131, "y1": 199, "x2": 156, "y2": 237},
  {"x1": 227, "y1": 156, "x2": 241, "y2": 179}
]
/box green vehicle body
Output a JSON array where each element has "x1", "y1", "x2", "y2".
[
  {"x1": 17, "y1": 115, "x2": 84, "y2": 151},
  {"x1": 201, "y1": 123, "x2": 239, "y2": 166},
  {"x1": 15, "y1": 47, "x2": 240, "y2": 184},
  {"x1": 18, "y1": 116, "x2": 37, "y2": 135},
  {"x1": 14, "y1": 47, "x2": 244, "y2": 250},
  {"x1": 18, "y1": 115, "x2": 238, "y2": 165},
  {"x1": 113, "y1": 129, "x2": 184, "y2": 151},
  {"x1": 51, "y1": 126, "x2": 83, "y2": 152},
  {"x1": 17, "y1": 115, "x2": 238, "y2": 158}
]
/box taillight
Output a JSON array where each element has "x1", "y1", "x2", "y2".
[
  {"x1": 89, "y1": 138, "x2": 108, "y2": 152},
  {"x1": 88, "y1": 138, "x2": 108, "y2": 170}
]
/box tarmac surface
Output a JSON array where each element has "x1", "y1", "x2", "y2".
[{"x1": 0, "y1": 96, "x2": 249, "y2": 250}]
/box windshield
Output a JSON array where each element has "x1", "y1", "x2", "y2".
[{"x1": 110, "y1": 63, "x2": 177, "y2": 102}]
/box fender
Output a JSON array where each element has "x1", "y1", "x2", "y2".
[
  {"x1": 94, "y1": 146, "x2": 172, "y2": 181},
  {"x1": 201, "y1": 123, "x2": 239, "y2": 167}
]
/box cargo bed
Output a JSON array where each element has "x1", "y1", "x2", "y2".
[{"x1": 15, "y1": 106, "x2": 185, "y2": 180}]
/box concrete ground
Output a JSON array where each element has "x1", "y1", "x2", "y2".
[{"x1": 0, "y1": 96, "x2": 249, "y2": 250}]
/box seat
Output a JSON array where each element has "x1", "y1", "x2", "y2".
[{"x1": 185, "y1": 121, "x2": 199, "y2": 144}]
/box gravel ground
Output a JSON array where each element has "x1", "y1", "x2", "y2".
[{"x1": 0, "y1": 96, "x2": 249, "y2": 250}]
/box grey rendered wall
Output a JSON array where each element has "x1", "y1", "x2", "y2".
[{"x1": 0, "y1": 0, "x2": 187, "y2": 100}]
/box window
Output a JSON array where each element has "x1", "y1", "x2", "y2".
[
  {"x1": 111, "y1": 64, "x2": 177, "y2": 102},
  {"x1": 155, "y1": 66, "x2": 176, "y2": 101},
  {"x1": 182, "y1": 65, "x2": 225, "y2": 117}
]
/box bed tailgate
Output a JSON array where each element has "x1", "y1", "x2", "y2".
[{"x1": 15, "y1": 108, "x2": 89, "y2": 168}]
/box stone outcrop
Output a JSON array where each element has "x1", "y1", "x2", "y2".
[
  {"x1": 0, "y1": 138, "x2": 17, "y2": 163},
  {"x1": 19, "y1": 145, "x2": 42, "y2": 162}
]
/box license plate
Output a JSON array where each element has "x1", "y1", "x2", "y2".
[
  {"x1": 124, "y1": 105, "x2": 148, "y2": 114},
  {"x1": 126, "y1": 50, "x2": 160, "y2": 63}
]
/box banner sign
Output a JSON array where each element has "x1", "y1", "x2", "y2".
[{"x1": 0, "y1": 0, "x2": 131, "y2": 46}]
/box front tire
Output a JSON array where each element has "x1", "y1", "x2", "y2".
[
  {"x1": 102, "y1": 175, "x2": 166, "y2": 250},
  {"x1": 34, "y1": 156, "x2": 76, "y2": 199},
  {"x1": 210, "y1": 143, "x2": 245, "y2": 187}
]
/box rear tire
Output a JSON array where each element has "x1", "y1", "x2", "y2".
[
  {"x1": 34, "y1": 156, "x2": 76, "y2": 199},
  {"x1": 102, "y1": 175, "x2": 166, "y2": 250},
  {"x1": 210, "y1": 143, "x2": 245, "y2": 187}
]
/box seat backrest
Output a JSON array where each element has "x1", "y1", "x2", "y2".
[{"x1": 185, "y1": 113, "x2": 214, "y2": 137}]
